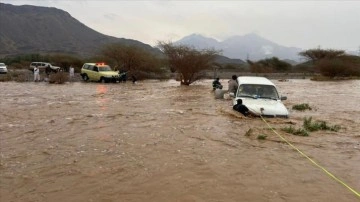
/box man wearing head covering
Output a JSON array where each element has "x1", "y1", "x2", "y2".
[
  {"x1": 212, "y1": 77, "x2": 222, "y2": 90},
  {"x1": 228, "y1": 75, "x2": 238, "y2": 94},
  {"x1": 233, "y1": 99, "x2": 250, "y2": 116},
  {"x1": 34, "y1": 65, "x2": 40, "y2": 82}
]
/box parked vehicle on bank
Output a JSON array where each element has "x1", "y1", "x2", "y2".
[
  {"x1": 80, "y1": 63, "x2": 120, "y2": 83},
  {"x1": 230, "y1": 76, "x2": 289, "y2": 118},
  {"x1": 29, "y1": 62, "x2": 61, "y2": 72},
  {"x1": 0, "y1": 63, "x2": 8, "y2": 74}
]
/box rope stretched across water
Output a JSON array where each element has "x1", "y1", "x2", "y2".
[{"x1": 260, "y1": 115, "x2": 360, "y2": 199}]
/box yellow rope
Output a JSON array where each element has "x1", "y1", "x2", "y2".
[{"x1": 260, "y1": 116, "x2": 360, "y2": 198}]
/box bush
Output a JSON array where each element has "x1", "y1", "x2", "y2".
[
  {"x1": 303, "y1": 117, "x2": 341, "y2": 132},
  {"x1": 49, "y1": 72, "x2": 69, "y2": 84},
  {"x1": 0, "y1": 74, "x2": 12, "y2": 82},
  {"x1": 292, "y1": 103, "x2": 312, "y2": 111},
  {"x1": 317, "y1": 56, "x2": 360, "y2": 78},
  {"x1": 281, "y1": 126, "x2": 309, "y2": 136},
  {"x1": 245, "y1": 128, "x2": 253, "y2": 136},
  {"x1": 257, "y1": 134, "x2": 267, "y2": 140},
  {"x1": 247, "y1": 57, "x2": 292, "y2": 73}
]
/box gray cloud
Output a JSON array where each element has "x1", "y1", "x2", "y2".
[{"x1": 3, "y1": 0, "x2": 360, "y2": 51}]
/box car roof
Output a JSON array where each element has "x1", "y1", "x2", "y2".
[
  {"x1": 237, "y1": 76, "x2": 275, "y2": 86},
  {"x1": 83, "y1": 63, "x2": 109, "y2": 66}
]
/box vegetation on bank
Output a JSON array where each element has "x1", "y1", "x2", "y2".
[
  {"x1": 292, "y1": 103, "x2": 312, "y2": 111},
  {"x1": 1, "y1": 45, "x2": 360, "y2": 84},
  {"x1": 298, "y1": 49, "x2": 360, "y2": 79},
  {"x1": 281, "y1": 116, "x2": 341, "y2": 136},
  {"x1": 158, "y1": 41, "x2": 219, "y2": 85}
]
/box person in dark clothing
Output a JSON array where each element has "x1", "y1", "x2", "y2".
[
  {"x1": 45, "y1": 65, "x2": 51, "y2": 76},
  {"x1": 233, "y1": 99, "x2": 250, "y2": 116},
  {"x1": 131, "y1": 75, "x2": 137, "y2": 84},
  {"x1": 119, "y1": 70, "x2": 127, "y2": 82},
  {"x1": 212, "y1": 77, "x2": 222, "y2": 90}
]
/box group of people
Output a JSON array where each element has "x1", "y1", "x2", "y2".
[
  {"x1": 212, "y1": 75, "x2": 238, "y2": 94},
  {"x1": 212, "y1": 75, "x2": 251, "y2": 117},
  {"x1": 33, "y1": 65, "x2": 74, "y2": 82}
]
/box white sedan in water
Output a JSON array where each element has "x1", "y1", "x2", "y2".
[{"x1": 231, "y1": 76, "x2": 289, "y2": 118}]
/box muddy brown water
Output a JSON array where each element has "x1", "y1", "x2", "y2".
[{"x1": 0, "y1": 79, "x2": 359, "y2": 202}]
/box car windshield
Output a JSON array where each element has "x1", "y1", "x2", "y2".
[
  {"x1": 237, "y1": 84, "x2": 279, "y2": 100},
  {"x1": 98, "y1": 65, "x2": 112, "y2": 72}
]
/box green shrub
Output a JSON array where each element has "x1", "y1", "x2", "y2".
[
  {"x1": 281, "y1": 126, "x2": 309, "y2": 136},
  {"x1": 303, "y1": 117, "x2": 340, "y2": 132},
  {"x1": 317, "y1": 56, "x2": 360, "y2": 78},
  {"x1": 245, "y1": 128, "x2": 253, "y2": 136},
  {"x1": 292, "y1": 103, "x2": 312, "y2": 111},
  {"x1": 257, "y1": 134, "x2": 267, "y2": 140}
]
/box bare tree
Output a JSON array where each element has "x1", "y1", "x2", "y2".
[{"x1": 158, "y1": 42, "x2": 219, "y2": 85}]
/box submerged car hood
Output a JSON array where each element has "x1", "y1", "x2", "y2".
[{"x1": 236, "y1": 97, "x2": 289, "y2": 117}]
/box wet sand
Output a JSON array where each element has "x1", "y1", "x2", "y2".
[{"x1": 0, "y1": 79, "x2": 359, "y2": 202}]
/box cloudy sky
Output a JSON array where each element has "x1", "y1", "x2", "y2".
[{"x1": 2, "y1": 0, "x2": 360, "y2": 52}]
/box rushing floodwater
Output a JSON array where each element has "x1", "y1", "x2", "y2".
[{"x1": 0, "y1": 79, "x2": 359, "y2": 202}]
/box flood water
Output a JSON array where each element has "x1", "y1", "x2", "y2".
[{"x1": 0, "y1": 79, "x2": 359, "y2": 202}]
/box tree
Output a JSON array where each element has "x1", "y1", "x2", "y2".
[
  {"x1": 158, "y1": 42, "x2": 219, "y2": 85},
  {"x1": 101, "y1": 43, "x2": 164, "y2": 78},
  {"x1": 247, "y1": 57, "x2": 291, "y2": 73},
  {"x1": 317, "y1": 56, "x2": 360, "y2": 77},
  {"x1": 299, "y1": 49, "x2": 345, "y2": 62},
  {"x1": 49, "y1": 54, "x2": 84, "y2": 72}
]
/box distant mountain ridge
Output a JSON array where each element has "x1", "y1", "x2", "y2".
[
  {"x1": 0, "y1": 3, "x2": 161, "y2": 57},
  {"x1": 175, "y1": 33, "x2": 303, "y2": 61}
]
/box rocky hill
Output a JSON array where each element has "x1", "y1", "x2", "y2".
[{"x1": 0, "y1": 3, "x2": 160, "y2": 57}]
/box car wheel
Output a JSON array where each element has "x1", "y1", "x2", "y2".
[
  {"x1": 82, "y1": 74, "x2": 89, "y2": 81},
  {"x1": 100, "y1": 77, "x2": 106, "y2": 83}
]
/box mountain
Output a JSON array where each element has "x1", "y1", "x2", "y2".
[
  {"x1": 176, "y1": 34, "x2": 221, "y2": 49},
  {"x1": 0, "y1": 3, "x2": 161, "y2": 57},
  {"x1": 175, "y1": 33, "x2": 303, "y2": 61}
]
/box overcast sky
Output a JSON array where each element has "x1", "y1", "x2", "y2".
[{"x1": 2, "y1": 0, "x2": 360, "y2": 51}]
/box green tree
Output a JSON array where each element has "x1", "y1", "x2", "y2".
[
  {"x1": 158, "y1": 42, "x2": 219, "y2": 85},
  {"x1": 50, "y1": 54, "x2": 84, "y2": 72},
  {"x1": 101, "y1": 43, "x2": 164, "y2": 77},
  {"x1": 247, "y1": 57, "x2": 291, "y2": 73},
  {"x1": 299, "y1": 49, "x2": 345, "y2": 62},
  {"x1": 317, "y1": 55, "x2": 360, "y2": 77}
]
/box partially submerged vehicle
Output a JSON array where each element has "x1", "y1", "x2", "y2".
[
  {"x1": 230, "y1": 76, "x2": 289, "y2": 118},
  {"x1": 80, "y1": 63, "x2": 120, "y2": 83}
]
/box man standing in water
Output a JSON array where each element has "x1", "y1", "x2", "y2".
[
  {"x1": 34, "y1": 65, "x2": 40, "y2": 82},
  {"x1": 69, "y1": 65, "x2": 75, "y2": 78},
  {"x1": 212, "y1": 77, "x2": 222, "y2": 90},
  {"x1": 228, "y1": 75, "x2": 238, "y2": 95}
]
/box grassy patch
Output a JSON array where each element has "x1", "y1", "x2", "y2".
[
  {"x1": 292, "y1": 103, "x2": 312, "y2": 111},
  {"x1": 245, "y1": 128, "x2": 253, "y2": 136},
  {"x1": 282, "y1": 117, "x2": 341, "y2": 136},
  {"x1": 303, "y1": 117, "x2": 340, "y2": 132},
  {"x1": 257, "y1": 134, "x2": 267, "y2": 140},
  {"x1": 281, "y1": 126, "x2": 309, "y2": 136}
]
